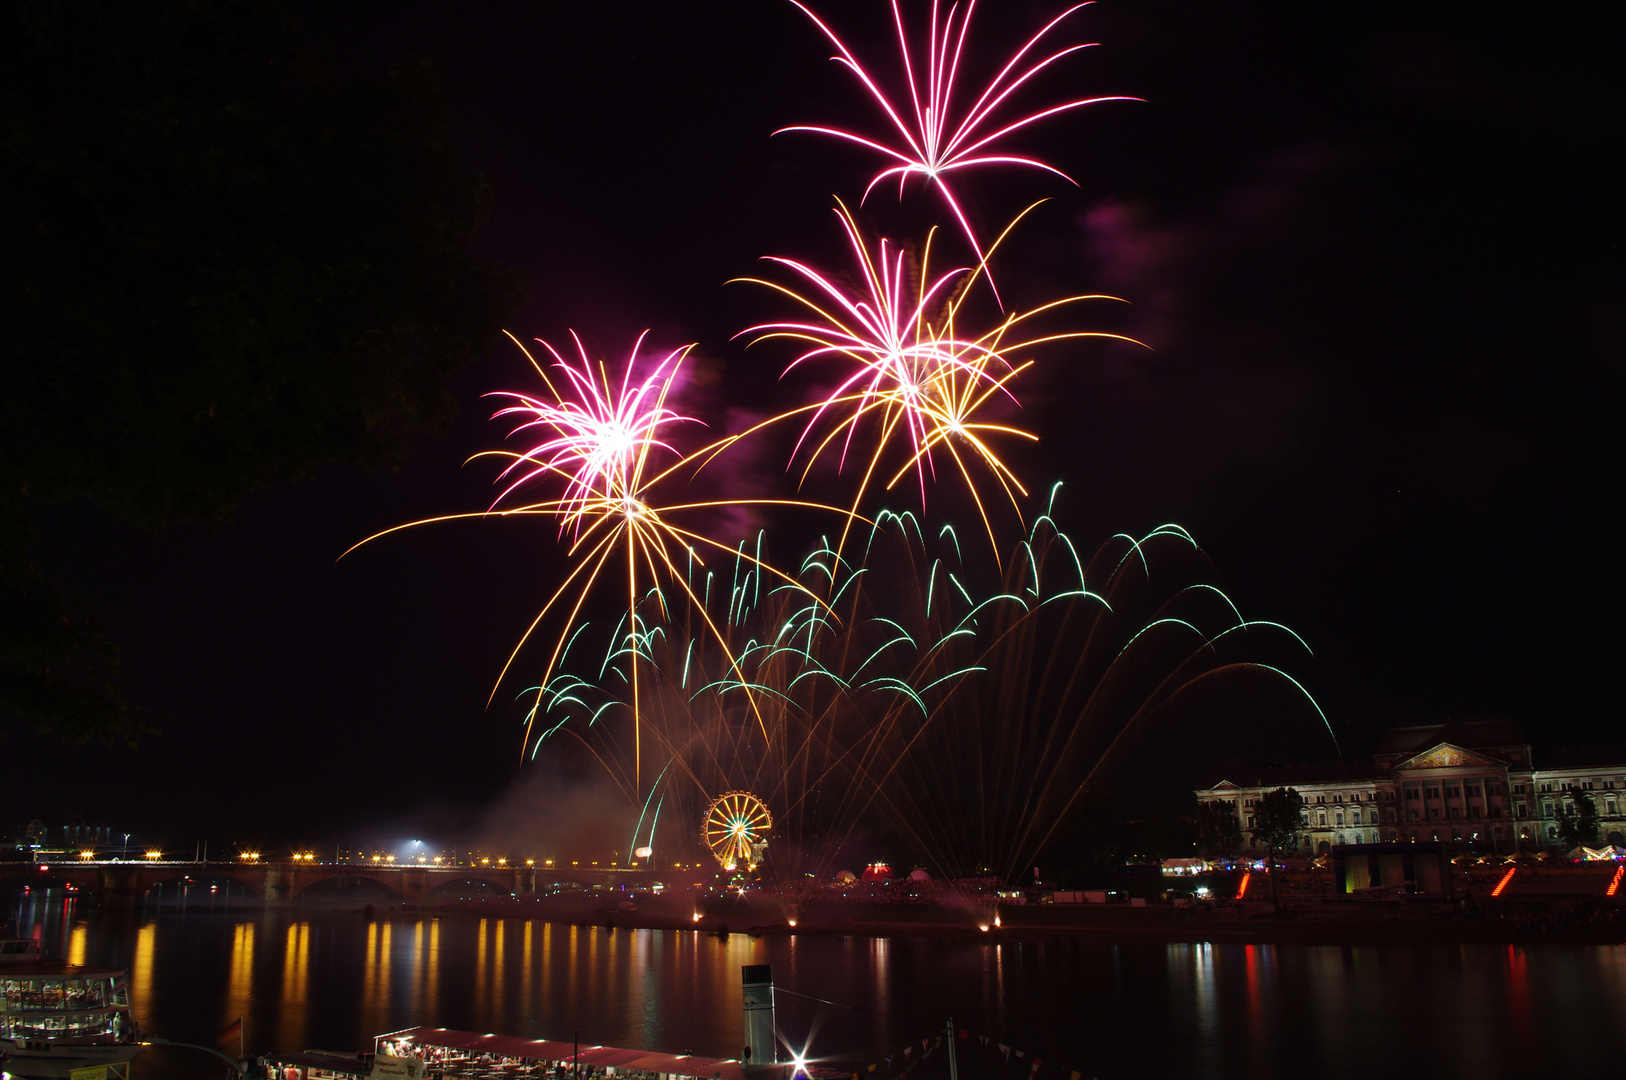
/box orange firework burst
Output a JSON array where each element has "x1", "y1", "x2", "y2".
[{"x1": 730, "y1": 198, "x2": 1140, "y2": 556}]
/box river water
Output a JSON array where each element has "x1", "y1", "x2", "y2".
[{"x1": 8, "y1": 891, "x2": 1625, "y2": 1080}]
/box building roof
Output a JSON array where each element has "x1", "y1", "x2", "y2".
[
  {"x1": 1198, "y1": 758, "x2": 1379, "y2": 791},
  {"x1": 377, "y1": 1028, "x2": 747, "y2": 1080},
  {"x1": 1374, "y1": 719, "x2": 1526, "y2": 756}
]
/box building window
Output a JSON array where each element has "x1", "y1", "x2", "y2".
[
  {"x1": 1335, "y1": 812, "x2": 1344, "y2": 826},
  {"x1": 1448, "y1": 807, "x2": 1460, "y2": 819},
  {"x1": 1405, "y1": 787, "x2": 1420, "y2": 800},
  {"x1": 1491, "y1": 806, "x2": 1502, "y2": 819},
  {"x1": 1429, "y1": 808, "x2": 1441, "y2": 820},
  {"x1": 1470, "y1": 806, "x2": 1482, "y2": 819},
  {"x1": 1317, "y1": 812, "x2": 1327, "y2": 826},
  {"x1": 1542, "y1": 802, "x2": 1554, "y2": 818},
  {"x1": 1386, "y1": 809, "x2": 1397, "y2": 823},
  {"x1": 1316, "y1": 795, "x2": 1325, "y2": 804},
  {"x1": 1247, "y1": 815, "x2": 1255, "y2": 829},
  {"x1": 1426, "y1": 787, "x2": 1441, "y2": 799},
  {"x1": 1446, "y1": 786, "x2": 1461, "y2": 798},
  {"x1": 1385, "y1": 792, "x2": 1396, "y2": 801},
  {"x1": 1465, "y1": 784, "x2": 1480, "y2": 798},
  {"x1": 1408, "y1": 810, "x2": 1419, "y2": 822}
]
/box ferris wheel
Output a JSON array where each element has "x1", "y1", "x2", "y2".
[{"x1": 703, "y1": 791, "x2": 772, "y2": 871}]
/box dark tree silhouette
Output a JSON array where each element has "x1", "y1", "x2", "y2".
[
  {"x1": 1, "y1": 0, "x2": 526, "y2": 741},
  {"x1": 1197, "y1": 799, "x2": 1242, "y2": 858},
  {"x1": 1252, "y1": 786, "x2": 1305, "y2": 907},
  {"x1": 1556, "y1": 792, "x2": 1600, "y2": 851}
]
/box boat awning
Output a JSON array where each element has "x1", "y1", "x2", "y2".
[
  {"x1": 264, "y1": 1050, "x2": 372, "y2": 1077},
  {"x1": 378, "y1": 1028, "x2": 746, "y2": 1080}
]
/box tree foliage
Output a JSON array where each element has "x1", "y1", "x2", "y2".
[
  {"x1": 0, "y1": 0, "x2": 526, "y2": 740},
  {"x1": 1252, "y1": 786, "x2": 1305, "y2": 858},
  {"x1": 1556, "y1": 792, "x2": 1600, "y2": 851},
  {"x1": 1196, "y1": 799, "x2": 1242, "y2": 858}
]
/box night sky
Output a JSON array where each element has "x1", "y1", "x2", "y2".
[{"x1": 11, "y1": 1, "x2": 1619, "y2": 851}]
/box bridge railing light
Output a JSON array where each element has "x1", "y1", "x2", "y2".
[{"x1": 145, "y1": 850, "x2": 163, "y2": 861}]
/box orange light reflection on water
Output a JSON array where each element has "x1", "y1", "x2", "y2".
[
  {"x1": 226, "y1": 921, "x2": 255, "y2": 1032},
  {"x1": 281, "y1": 923, "x2": 310, "y2": 1049}
]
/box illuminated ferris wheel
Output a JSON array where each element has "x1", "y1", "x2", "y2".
[{"x1": 702, "y1": 791, "x2": 772, "y2": 871}]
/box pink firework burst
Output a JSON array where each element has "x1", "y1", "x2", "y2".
[
  {"x1": 486, "y1": 330, "x2": 698, "y2": 536},
  {"x1": 782, "y1": 0, "x2": 1137, "y2": 285},
  {"x1": 736, "y1": 199, "x2": 1012, "y2": 506}
]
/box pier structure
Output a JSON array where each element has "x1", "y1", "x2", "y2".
[{"x1": 0, "y1": 859, "x2": 665, "y2": 908}]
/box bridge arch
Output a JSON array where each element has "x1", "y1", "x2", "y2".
[
  {"x1": 286, "y1": 873, "x2": 402, "y2": 903},
  {"x1": 422, "y1": 874, "x2": 516, "y2": 900}
]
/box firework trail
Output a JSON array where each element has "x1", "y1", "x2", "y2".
[
  {"x1": 530, "y1": 488, "x2": 1333, "y2": 881},
  {"x1": 782, "y1": 0, "x2": 1138, "y2": 292}
]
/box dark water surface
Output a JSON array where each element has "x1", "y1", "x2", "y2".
[{"x1": 10, "y1": 893, "x2": 1625, "y2": 1079}]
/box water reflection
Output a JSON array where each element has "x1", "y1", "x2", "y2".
[
  {"x1": 226, "y1": 921, "x2": 254, "y2": 1027},
  {"x1": 280, "y1": 922, "x2": 309, "y2": 1049},
  {"x1": 6, "y1": 899, "x2": 1625, "y2": 1080}
]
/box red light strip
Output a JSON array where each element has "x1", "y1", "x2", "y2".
[
  {"x1": 1607, "y1": 865, "x2": 1622, "y2": 897},
  {"x1": 1491, "y1": 867, "x2": 1516, "y2": 897},
  {"x1": 1236, "y1": 871, "x2": 1251, "y2": 900}
]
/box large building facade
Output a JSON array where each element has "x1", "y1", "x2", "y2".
[{"x1": 1196, "y1": 720, "x2": 1626, "y2": 855}]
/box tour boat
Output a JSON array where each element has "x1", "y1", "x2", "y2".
[{"x1": 0, "y1": 938, "x2": 144, "y2": 1078}]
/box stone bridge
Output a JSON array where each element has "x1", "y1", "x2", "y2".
[{"x1": 1, "y1": 861, "x2": 651, "y2": 908}]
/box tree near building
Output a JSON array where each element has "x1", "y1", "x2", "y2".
[
  {"x1": 1252, "y1": 787, "x2": 1306, "y2": 859},
  {"x1": 1556, "y1": 792, "x2": 1600, "y2": 851},
  {"x1": 1251, "y1": 786, "x2": 1305, "y2": 908},
  {"x1": 1196, "y1": 800, "x2": 1242, "y2": 858}
]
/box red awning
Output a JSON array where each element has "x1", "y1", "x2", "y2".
[{"x1": 378, "y1": 1028, "x2": 746, "y2": 1080}]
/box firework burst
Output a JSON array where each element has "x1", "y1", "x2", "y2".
[
  {"x1": 346, "y1": 331, "x2": 842, "y2": 791},
  {"x1": 782, "y1": 0, "x2": 1138, "y2": 287},
  {"x1": 731, "y1": 199, "x2": 1138, "y2": 556}
]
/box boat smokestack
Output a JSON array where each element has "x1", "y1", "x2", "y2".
[{"x1": 741, "y1": 963, "x2": 776, "y2": 1067}]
